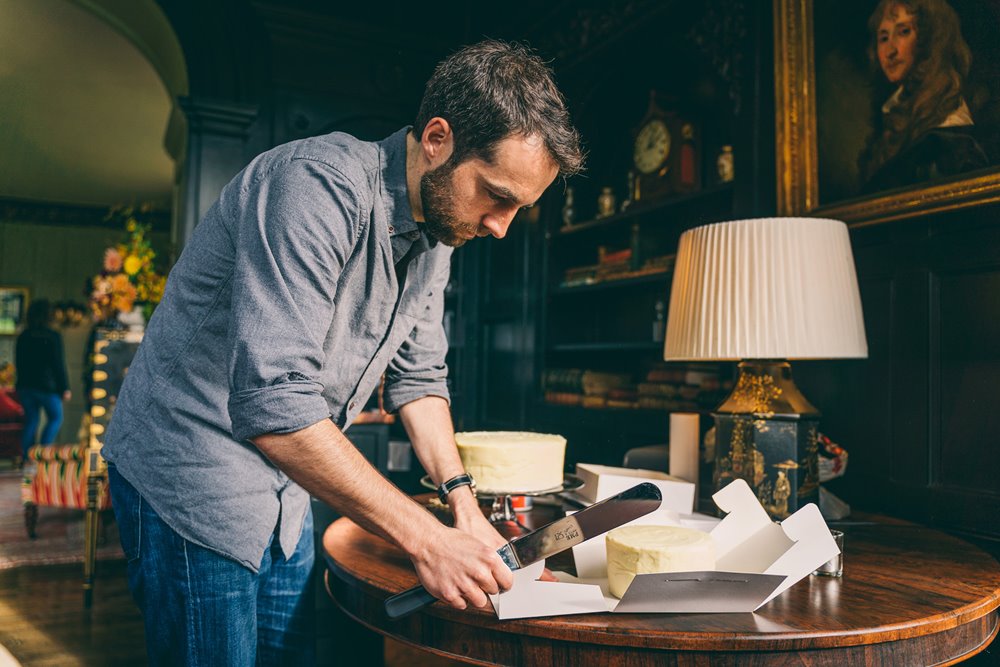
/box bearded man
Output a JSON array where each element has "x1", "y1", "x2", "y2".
[{"x1": 102, "y1": 39, "x2": 584, "y2": 666}]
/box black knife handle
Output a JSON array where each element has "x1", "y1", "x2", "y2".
[{"x1": 384, "y1": 584, "x2": 437, "y2": 620}]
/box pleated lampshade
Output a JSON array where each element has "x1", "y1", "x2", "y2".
[{"x1": 663, "y1": 217, "x2": 868, "y2": 361}]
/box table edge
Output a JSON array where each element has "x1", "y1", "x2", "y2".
[{"x1": 323, "y1": 516, "x2": 1000, "y2": 651}]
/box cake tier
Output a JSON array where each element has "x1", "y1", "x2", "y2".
[
  {"x1": 606, "y1": 525, "x2": 716, "y2": 598},
  {"x1": 455, "y1": 431, "x2": 566, "y2": 493}
]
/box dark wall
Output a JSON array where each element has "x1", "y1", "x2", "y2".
[{"x1": 796, "y1": 203, "x2": 1000, "y2": 546}]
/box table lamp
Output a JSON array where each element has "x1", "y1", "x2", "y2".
[{"x1": 663, "y1": 217, "x2": 867, "y2": 519}]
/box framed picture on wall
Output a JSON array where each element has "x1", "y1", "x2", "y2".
[
  {"x1": 0, "y1": 286, "x2": 29, "y2": 335},
  {"x1": 774, "y1": 0, "x2": 1000, "y2": 224}
]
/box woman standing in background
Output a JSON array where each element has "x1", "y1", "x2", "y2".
[{"x1": 16, "y1": 299, "x2": 71, "y2": 456}]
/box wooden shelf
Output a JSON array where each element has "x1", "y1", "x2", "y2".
[
  {"x1": 536, "y1": 401, "x2": 714, "y2": 418},
  {"x1": 549, "y1": 341, "x2": 663, "y2": 352},
  {"x1": 554, "y1": 184, "x2": 734, "y2": 237},
  {"x1": 552, "y1": 270, "x2": 671, "y2": 295}
]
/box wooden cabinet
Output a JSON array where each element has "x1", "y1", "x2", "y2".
[
  {"x1": 534, "y1": 184, "x2": 737, "y2": 467},
  {"x1": 519, "y1": 2, "x2": 763, "y2": 469}
]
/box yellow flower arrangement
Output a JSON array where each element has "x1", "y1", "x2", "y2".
[{"x1": 89, "y1": 205, "x2": 168, "y2": 323}]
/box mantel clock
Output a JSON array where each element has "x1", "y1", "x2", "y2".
[{"x1": 631, "y1": 91, "x2": 701, "y2": 203}]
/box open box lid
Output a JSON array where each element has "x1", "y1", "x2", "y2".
[
  {"x1": 488, "y1": 479, "x2": 840, "y2": 619},
  {"x1": 573, "y1": 463, "x2": 696, "y2": 513}
]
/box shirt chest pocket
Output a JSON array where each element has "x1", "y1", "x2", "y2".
[
  {"x1": 398, "y1": 294, "x2": 436, "y2": 321},
  {"x1": 396, "y1": 252, "x2": 447, "y2": 321}
]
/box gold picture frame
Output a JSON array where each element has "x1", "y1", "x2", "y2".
[{"x1": 773, "y1": 0, "x2": 1000, "y2": 227}]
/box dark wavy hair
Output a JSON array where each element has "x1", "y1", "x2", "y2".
[
  {"x1": 413, "y1": 40, "x2": 585, "y2": 178},
  {"x1": 859, "y1": 0, "x2": 972, "y2": 183},
  {"x1": 26, "y1": 299, "x2": 51, "y2": 329}
]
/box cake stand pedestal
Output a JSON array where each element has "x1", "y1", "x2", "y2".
[{"x1": 420, "y1": 474, "x2": 584, "y2": 529}]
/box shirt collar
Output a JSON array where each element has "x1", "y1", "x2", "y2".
[{"x1": 379, "y1": 127, "x2": 427, "y2": 243}]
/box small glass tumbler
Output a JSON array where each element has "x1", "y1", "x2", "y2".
[{"x1": 813, "y1": 530, "x2": 845, "y2": 577}]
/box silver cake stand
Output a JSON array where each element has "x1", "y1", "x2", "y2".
[{"x1": 421, "y1": 474, "x2": 585, "y2": 527}]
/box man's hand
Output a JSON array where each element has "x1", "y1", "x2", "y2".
[
  {"x1": 409, "y1": 523, "x2": 513, "y2": 610},
  {"x1": 449, "y1": 488, "x2": 558, "y2": 583}
]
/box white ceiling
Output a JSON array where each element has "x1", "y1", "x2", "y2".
[{"x1": 0, "y1": 0, "x2": 175, "y2": 208}]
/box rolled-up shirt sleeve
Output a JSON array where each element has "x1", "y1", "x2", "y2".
[
  {"x1": 227, "y1": 158, "x2": 360, "y2": 441},
  {"x1": 382, "y1": 256, "x2": 452, "y2": 413}
]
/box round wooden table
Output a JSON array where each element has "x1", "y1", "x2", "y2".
[{"x1": 323, "y1": 504, "x2": 1000, "y2": 666}]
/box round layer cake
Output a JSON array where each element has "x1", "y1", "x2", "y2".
[
  {"x1": 454, "y1": 431, "x2": 566, "y2": 493},
  {"x1": 606, "y1": 525, "x2": 716, "y2": 598}
]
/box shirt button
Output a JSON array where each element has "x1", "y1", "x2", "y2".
[
  {"x1": 348, "y1": 401, "x2": 356, "y2": 411},
  {"x1": 408, "y1": 231, "x2": 420, "y2": 241},
  {"x1": 388, "y1": 225, "x2": 395, "y2": 233}
]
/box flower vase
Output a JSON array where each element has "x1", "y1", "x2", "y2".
[{"x1": 117, "y1": 305, "x2": 146, "y2": 332}]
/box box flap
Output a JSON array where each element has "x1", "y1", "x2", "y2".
[
  {"x1": 709, "y1": 478, "x2": 775, "y2": 563},
  {"x1": 758, "y1": 503, "x2": 840, "y2": 606},
  {"x1": 488, "y1": 561, "x2": 607, "y2": 620},
  {"x1": 575, "y1": 463, "x2": 695, "y2": 513},
  {"x1": 614, "y1": 571, "x2": 786, "y2": 613}
]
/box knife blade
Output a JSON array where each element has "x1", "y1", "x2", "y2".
[{"x1": 384, "y1": 481, "x2": 662, "y2": 620}]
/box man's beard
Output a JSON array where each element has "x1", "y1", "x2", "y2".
[{"x1": 420, "y1": 160, "x2": 477, "y2": 248}]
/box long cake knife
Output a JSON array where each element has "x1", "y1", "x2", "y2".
[{"x1": 384, "y1": 481, "x2": 662, "y2": 620}]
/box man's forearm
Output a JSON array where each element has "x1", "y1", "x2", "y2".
[
  {"x1": 252, "y1": 419, "x2": 439, "y2": 556},
  {"x1": 398, "y1": 395, "x2": 479, "y2": 514},
  {"x1": 398, "y1": 395, "x2": 464, "y2": 483},
  {"x1": 253, "y1": 415, "x2": 514, "y2": 608}
]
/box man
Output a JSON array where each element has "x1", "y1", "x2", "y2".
[{"x1": 103, "y1": 39, "x2": 584, "y2": 665}]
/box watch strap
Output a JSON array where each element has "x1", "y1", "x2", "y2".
[{"x1": 437, "y1": 473, "x2": 476, "y2": 504}]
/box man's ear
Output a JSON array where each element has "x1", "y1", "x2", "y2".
[{"x1": 420, "y1": 117, "x2": 453, "y2": 166}]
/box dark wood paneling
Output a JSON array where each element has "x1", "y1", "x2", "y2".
[
  {"x1": 795, "y1": 279, "x2": 894, "y2": 511},
  {"x1": 938, "y1": 269, "x2": 1000, "y2": 493},
  {"x1": 890, "y1": 269, "x2": 931, "y2": 487},
  {"x1": 793, "y1": 204, "x2": 1000, "y2": 541}
]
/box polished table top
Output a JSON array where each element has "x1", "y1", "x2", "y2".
[{"x1": 323, "y1": 498, "x2": 1000, "y2": 665}]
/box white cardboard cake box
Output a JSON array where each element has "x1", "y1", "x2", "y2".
[
  {"x1": 487, "y1": 478, "x2": 840, "y2": 620},
  {"x1": 573, "y1": 463, "x2": 696, "y2": 514}
]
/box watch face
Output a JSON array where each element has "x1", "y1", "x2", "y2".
[{"x1": 633, "y1": 119, "x2": 671, "y2": 174}]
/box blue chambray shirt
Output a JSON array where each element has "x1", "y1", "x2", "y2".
[{"x1": 102, "y1": 127, "x2": 452, "y2": 571}]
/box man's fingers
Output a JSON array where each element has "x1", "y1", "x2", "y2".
[
  {"x1": 491, "y1": 553, "x2": 514, "y2": 591},
  {"x1": 441, "y1": 589, "x2": 466, "y2": 610},
  {"x1": 464, "y1": 588, "x2": 489, "y2": 609},
  {"x1": 414, "y1": 527, "x2": 516, "y2": 612}
]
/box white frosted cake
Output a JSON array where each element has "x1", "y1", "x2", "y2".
[
  {"x1": 454, "y1": 431, "x2": 566, "y2": 493},
  {"x1": 606, "y1": 525, "x2": 716, "y2": 598}
]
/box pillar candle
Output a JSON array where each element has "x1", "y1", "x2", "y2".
[{"x1": 669, "y1": 413, "x2": 700, "y2": 495}]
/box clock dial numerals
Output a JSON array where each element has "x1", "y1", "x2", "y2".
[{"x1": 633, "y1": 119, "x2": 671, "y2": 174}]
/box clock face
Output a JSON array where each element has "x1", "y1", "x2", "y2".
[{"x1": 633, "y1": 119, "x2": 671, "y2": 174}]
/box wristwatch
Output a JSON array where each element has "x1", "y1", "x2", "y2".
[{"x1": 437, "y1": 473, "x2": 476, "y2": 504}]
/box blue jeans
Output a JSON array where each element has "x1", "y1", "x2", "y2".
[
  {"x1": 108, "y1": 466, "x2": 316, "y2": 666},
  {"x1": 18, "y1": 388, "x2": 63, "y2": 456}
]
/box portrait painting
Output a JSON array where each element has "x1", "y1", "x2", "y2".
[{"x1": 774, "y1": 0, "x2": 1000, "y2": 222}]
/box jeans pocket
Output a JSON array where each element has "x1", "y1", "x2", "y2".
[{"x1": 107, "y1": 465, "x2": 142, "y2": 563}]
